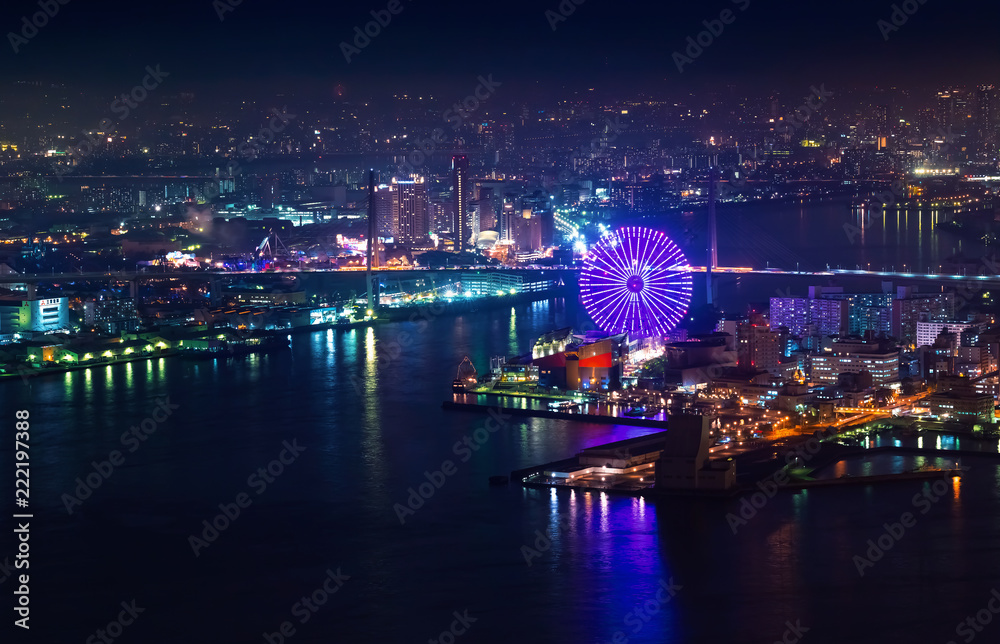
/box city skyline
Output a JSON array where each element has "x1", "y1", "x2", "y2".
[{"x1": 4, "y1": 1, "x2": 1000, "y2": 643}]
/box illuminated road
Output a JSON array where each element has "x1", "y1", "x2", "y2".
[
  {"x1": 5, "y1": 264, "x2": 999, "y2": 285},
  {"x1": 0, "y1": 266, "x2": 577, "y2": 284}
]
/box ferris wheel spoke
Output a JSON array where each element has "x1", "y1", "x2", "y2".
[
  {"x1": 596, "y1": 256, "x2": 632, "y2": 284},
  {"x1": 642, "y1": 236, "x2": 673, "y2": 273},
  {"x1": 601, "y1": 232, "x2": 634, "y2": 277},
  {"x1": 639, "y1": 289, "x2": 677, "y2": 327},
  {"x1": 585, "y1": 289, "x2": 627, "y2": 312},
  {"x1": 609, "y1": 237, "x2": 637, "y2": 279},
  {"x1": 606, "y1": 289, "x2": 635, "y2": 331}
]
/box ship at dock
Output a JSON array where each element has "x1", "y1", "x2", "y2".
[
  {"x1": 452, "y1": 356, "x2": 479, "y2": 392},
  {"x1": 179, "y1": 329, "x2": 290, "y2": 358}
]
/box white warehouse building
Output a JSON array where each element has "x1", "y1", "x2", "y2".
[{"x1": 0, "y1": 297, "x2": 70, "y2": 334}]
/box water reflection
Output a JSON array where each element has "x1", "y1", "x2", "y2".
[{"x1": 508, "y1": 307, "x2": 518, "y2": 355}]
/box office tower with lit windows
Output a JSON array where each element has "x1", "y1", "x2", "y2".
[
  {"x1": 891, "y1": 289, "x2": 955, "y2": 346},
  {"x1": 736, "y1": 321, "x2": 785, "y2": 374},
  {"x1": 873, "y1": 104, "x2": 889, "y2": 149},
  {"x1": 394, "y1": 178, "x2": 427, "y2": 246},
  {"x1": 513, "y1": 209, "x2": 542, "y2": 252},
  {"x1": 452, "y1": 155, "x2": 469, "y2": 252},
  {"x1": 429, "y1": 196, "x2": 454, "y2": 236},
  {"x1": 937, "y1": 89, "x2": 960, "y2": 132},
  {"x1": 473, "y1": 197, "x2": 496, "y2": 232},
  {"x1": 769, "y1": 294, "x2": 847, "y2": 338},
  {"x1": 809, "y1": 339, "x2": 900, "y2": 386},
  {"x1": 976, "y1": 84, "x2": 998, "y2": 161},
  {"x1": 373, "y1": 183, "x2": 397, "y2": 238}
]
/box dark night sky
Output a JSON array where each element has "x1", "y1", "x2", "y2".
[{"x1": 1, "y1": 0, "x2": 998, "y2": 97}]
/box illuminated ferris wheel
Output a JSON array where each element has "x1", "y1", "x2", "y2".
[{"x1": 579, "y1": 226, "x2": 693, "y2": 338}]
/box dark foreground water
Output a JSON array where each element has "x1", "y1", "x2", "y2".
[{"x1": 3, "y1": 296, "x2": 1000, "y2": 644}]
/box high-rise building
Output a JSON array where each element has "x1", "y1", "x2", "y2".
[
  {"x1": 774, "y1": 286, "x2": 954, "y2": 345},
  {"x1": 373, "y1": 183, "x2": 397, "y2": 238},
  {"x1": 873, "y1": 104, "x2": 889, "y2": 141},
  {"x1": 513, "y1": 210, "x2": 542, "y2": 252},
  {"x1": 937, "y1": 89, "x2": 959, "y2": 133},
  {"x1": 736, "y1": 322, "x2": 784, "y2": 373},
  {"x1": 769, "y1": 294, "x2": 847, "y2": 337},
  {"x1": 83, "y1": 298, "x2": 142, "y2": 334},
  {"x1": 936, "y1": 88, "x2": 971, "y2": 161},
  {"x1": 809, "y1": 339, "x2": 900, "y2": 386},
  {"x1": 976, "y1": 84, "x2": 998, "y2": 161},
  {"x1": 891, "y1": 289, "x2": 955, "y2": 345},
  {"x1": 821, "y1": 292, "x2": 893, "y2": 337},
  {"x1": 258, "y1": 175, "x2": 281, "y2": 209},
  {"x1": 472, "y1": 198, "x2": 496, "y2": 232},
  {"x1": 916, "y1": 320, "x2": 983, "y2": 349},
  {"x1": 469, "y1": 201, "x2": 481, "y2": 242},
  {"x1": 394, "y1": 178, "x2": 427, "y2": 246},
  {"x1": 452, "y1": 155, "x2": 469, "y2": 252},
  {"x1": 500, "y1": 201, "x2": 517, "y2": 242},
  {"x1": 428, "y1": 196, "x2": 454, "y2": 236}
]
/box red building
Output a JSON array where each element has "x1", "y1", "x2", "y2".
[{"x1": 533, "y1": 330, "x2": 628, "y2": 391}]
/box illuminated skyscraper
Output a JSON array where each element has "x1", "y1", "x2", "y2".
[
  {"x1": 452, "y1": 155, "x2": 469, "y2": 252},
  {"x1": 394, "y1": 177, "x2": 427, "y2": 246},
  {"x1": 937, "y1": 89, "x2": 958, "y2": 132},
  {"x1": 873, "y1": 104, "x2": 889, "y2": 138},
  {"x1": 373, "y1": 183, "x2": 396, "y2": 238},
  {"x1": 500, "y1": 201, "x2": 517, "y2": 242},
  {"x1": 736, "y1": 321, "x2": 784, "y2": 373},
  {"x1": 976, "y1": 85, "x2": 998, "y2": 161}
]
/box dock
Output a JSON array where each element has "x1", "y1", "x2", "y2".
[{"x1": 442, "y1": 400, "x2": 671, "y2": 429}]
